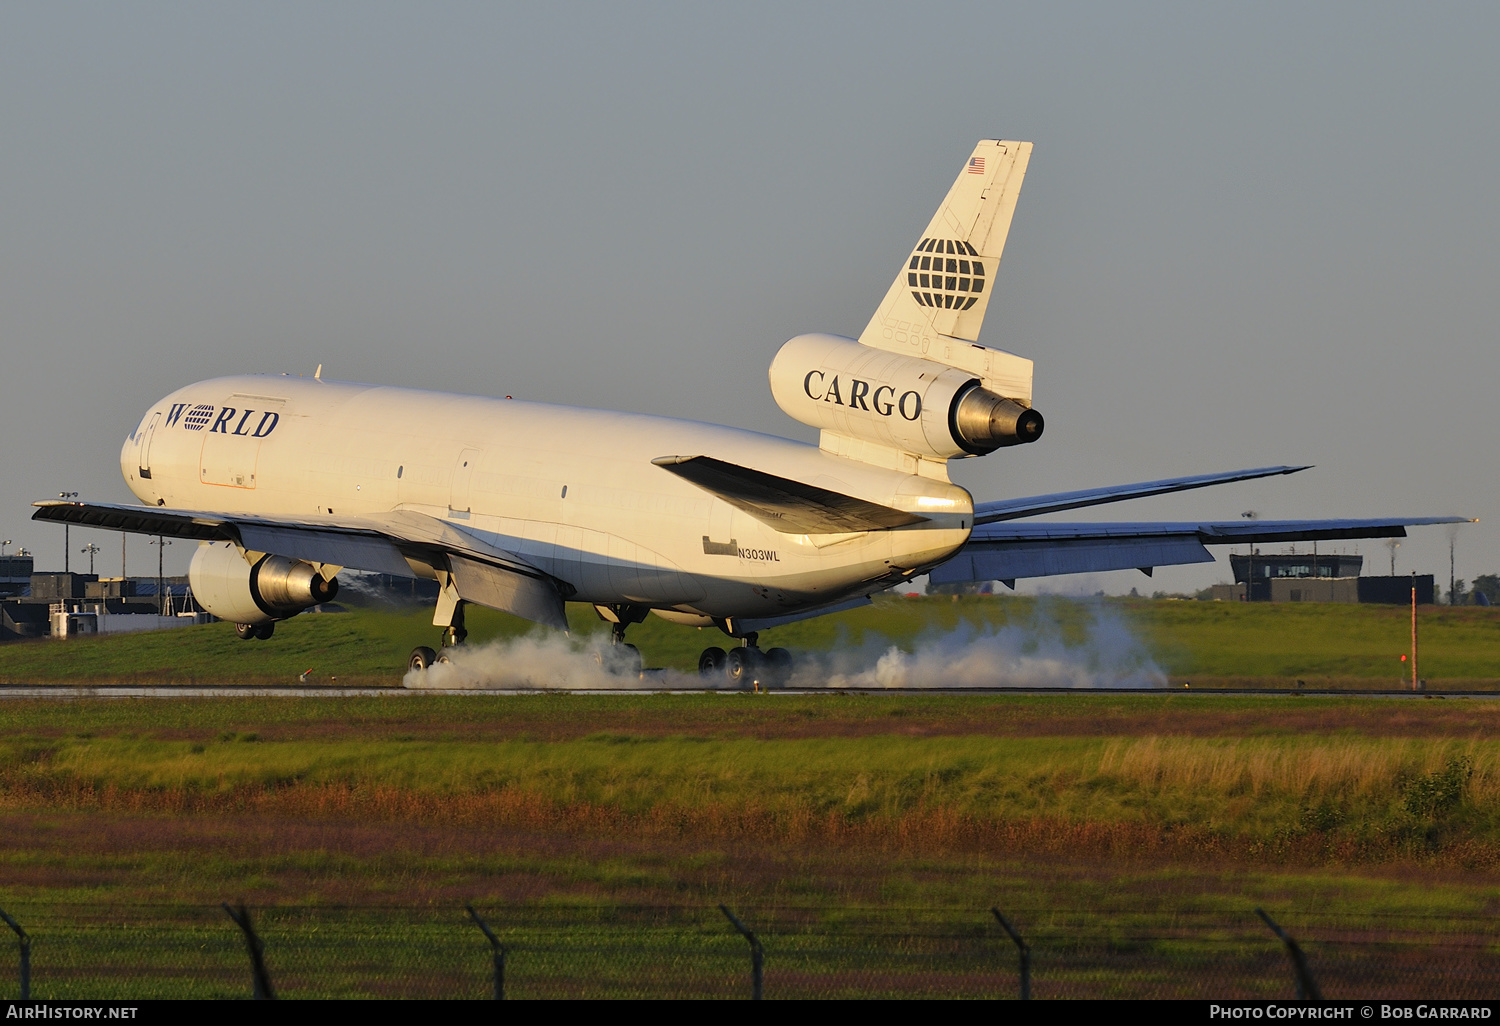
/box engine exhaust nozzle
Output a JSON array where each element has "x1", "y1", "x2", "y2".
[{"x1": 952, "y1": 385, "x2": 1044, "y2": 453}]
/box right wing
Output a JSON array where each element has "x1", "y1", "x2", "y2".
[
  {"x1": 931, "y1": 516, "x2": 1473, "y2": 587},
  {"x1": 31, "y1": 500, "x2": 570, "y2": 629},
  {"x1": 973, "y1": 466, "x2": 1309, "y2": 524}
]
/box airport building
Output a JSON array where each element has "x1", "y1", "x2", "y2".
[
  {"x1": 0, "y1": 562, "x2": 210, "y2": 640},
  {"x1": 0, "y1": 556, "x2": 33, "y2": 598},
  {"x1": 0, "y1": 560, "x2": 404, "y2": 641},
  {"x1": 1211, "y1": 552, "x2": 1435, "y2": 604}
]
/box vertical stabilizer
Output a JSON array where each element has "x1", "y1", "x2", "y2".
[{"x1": 857, "y1": 141, "x2": 1032, "y2": 395}]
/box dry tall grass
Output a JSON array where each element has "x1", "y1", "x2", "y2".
[
  {"x1": 3, "y1": 773, "x2": 1497, "y2": 869},
  {"x1": 1096, "y1": 736, "x2": 1500, "y2": 801}
]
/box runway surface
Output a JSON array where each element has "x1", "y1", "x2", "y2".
[{"x1": 1, "y1": 685, "x2": 1497, "y2": 699}]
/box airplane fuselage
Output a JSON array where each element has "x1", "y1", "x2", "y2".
[{"x1": 122, "y1": 374, "x2": 975, "y2": 625}]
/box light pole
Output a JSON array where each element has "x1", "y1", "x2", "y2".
[
  {"x1": 81, "y1": 543, "x2": 100, "y2": 575},
  {"x1": 0, "y1": 540, "x2": 10, "y2": 557},
  {"x1": 150, "y1": 537, "x2": 172, "y2": 615},
  {"x1": 1450, "y1": 530, "x2": 1458, "y2": 606},
  {"x1": 1240, "y1": 511, "x2": 1259, "y2": 601},
  {"x1": 58, "y1": 492, "x2": 78, "y2": 571}
]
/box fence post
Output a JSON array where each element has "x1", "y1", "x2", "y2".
[
  {"x1": 0, "y1": 907, "x2": 29, "y2": 1000},
  {"x1": 990, "y1": 908, "x2": 1030, "y2": 1000},
  {"x1": 465, "y1": 905, "x2": 506, "y2": 1000},
  {"x1": 1255, "y1": 908, "x2": 1322, "y2": 1000},
  {"x1": 718, "y1": 904, "x2": 763, "y2": 1000},
  {"x1": 222, "y1": 903, "x2": 276, "y2": 1000}
]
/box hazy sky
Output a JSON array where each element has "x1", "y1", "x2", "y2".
[{"x1": 2, "y1": 2, "x2": 1494, "y2": 595}]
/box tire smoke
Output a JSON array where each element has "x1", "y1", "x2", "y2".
[
  {"x1": 403, "y1": 601, "x2": 1165, "y2": 690},
  {"x1": 795, "y1": 604, "x2": 1166, "y2": 689},
  {"x1": 403, "y1": 635, "x2": 708, "y2": 690}
]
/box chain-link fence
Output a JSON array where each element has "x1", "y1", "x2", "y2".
[{"x1": 2, "y1": 903, "x2": 1498, "y2": 1000}]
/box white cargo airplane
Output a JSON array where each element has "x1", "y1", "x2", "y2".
[{"x1": 34, "y1": 141, "x2": 1465, "y2": 683}]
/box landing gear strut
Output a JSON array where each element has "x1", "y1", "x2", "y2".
[
  {"x1": 602, "y1": 620, "x2": 643, "y2": 676},
  {"x1": 443, "y1": 601, "x2": 468, "y2": 648},
  {"x1": 585, "y1": 604, "x2": 644, "y2": 677},
  {"x1": 699, "y1": 632, "x2": 793, "y2": 689},
  {"x1": 409, "y1": 590, "x2": 467, "y2": 673}
]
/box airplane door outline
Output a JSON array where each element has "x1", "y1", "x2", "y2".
[
  {"x1": 138, "y1": 414, "x2": 160, "y2": 480},
  {"x1": 450, "y1": 448, "x2": 481, "y2": 519}
]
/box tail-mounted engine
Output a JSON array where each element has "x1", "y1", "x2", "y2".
[
  {"x1": 189, "y1": 541, "x2": 339, "y2": 625},
  {"x1": 768, "y1": 334, "x2": 1043, "y2": 460}
]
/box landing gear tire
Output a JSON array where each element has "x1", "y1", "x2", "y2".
[
  {"x1": 436, "y1": 650, "x2": 454, "y2": 665},
  {"x1": 763, "y1": 647, "x2": 793, "y2": 687},
  {"x1": 596, "y1": 643, "x2": 642, "y2": 676},
  {"x1": 726, "y1": 647, "x2": 762, "y2": 688},
  {"x1": 698, "y1": 647, "x2": 727, "y2": 679},
  {"x1": 408, "y1": 646, "x2": 438, "y2": 671},
  {"x1": 235, "y1": 623, "x2": 257, "y2": 641},
  {"x1": 253, "y1": 622, "x2": 275, "y2": 640}
]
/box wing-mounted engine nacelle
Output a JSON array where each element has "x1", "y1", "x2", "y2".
[
  {"x1": 189, "y1": 541, "x2": 339, "y2": 625},
  {"x1": 768, "y1": 334, "x2": 1043, "y2": 459}
]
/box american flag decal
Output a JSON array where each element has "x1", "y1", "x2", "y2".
[{"x1": 967, "y1": 156, "x2": 986, "y2": 174}]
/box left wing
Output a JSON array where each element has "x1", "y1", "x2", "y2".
[
  {"x1": 930, "y1": 517, "x2": 1473, "y2": 587},
  {"x1": 652, "y1": 455, "x2": 926, "y2": 533},
  {"x1": 31, "y1": 500, "x2": 570, "y2": 628}
]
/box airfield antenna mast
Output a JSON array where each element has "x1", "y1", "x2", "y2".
[
  {"x1": 1411, "y1": 572, "x2": 1419, "y2": 692},
  {"x1": 151, "y1": 537, "x2": 172, "y2": 616}
]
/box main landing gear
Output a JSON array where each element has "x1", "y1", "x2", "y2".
[
  {"x1": 408, "y1": 596, "x2": 467, "y2": 672},
  {"x1": 234, "y1": 622, "x2": 275, "y2": 640},
  {"x1": 599, "y1": 620, "x2": 644, "y2": 677},
  {"x1": 584, "y1": 603, "x2": 644, "y2": 677},
  {"x1": 698, "y1": 633, "x2": 793, "y2": 690}
]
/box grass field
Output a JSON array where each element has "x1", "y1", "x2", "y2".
[
  {"x1": 3, "y1": 692, "x2": 1500, "y2": 997},
  {"x1": 5, "y1": 602, "x2": 1500, "y2": 996},
  {"x1": 2, "y1": 594, "x2": 1499, "y2": 686},
  {"x1": 6, "y1": 692, "x2": 1500, "y2": 873}
]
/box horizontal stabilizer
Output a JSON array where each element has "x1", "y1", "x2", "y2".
[
  {"x1": 931, "y1": 516, "x2": 1473, "y2": 586},
  {"x1": 933, "y1": 524, "x2": 1214, "y2": 584},
  {"x1": 974, "y1": 466, "x2": 1309, "y2": 524},
  {"x1": 651, "y1": 455, "x2": 926, "y2": 534}
]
